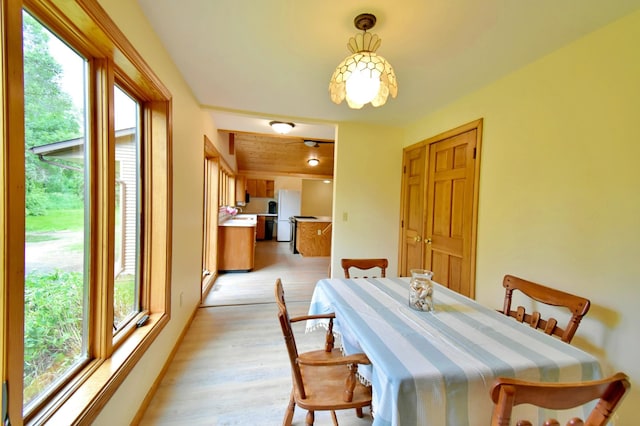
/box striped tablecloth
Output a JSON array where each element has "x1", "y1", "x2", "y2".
[{"x1": 306, "y1": 277, "x2": 602, "y2": 426}]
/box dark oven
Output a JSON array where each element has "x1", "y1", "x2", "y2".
[{"x1": 289, "y1": 217, "x2": 296, "y2": 254}]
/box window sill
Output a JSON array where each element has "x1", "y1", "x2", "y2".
[{"x1": 29, "y1": 312, "x2": 168, "y2": 425}]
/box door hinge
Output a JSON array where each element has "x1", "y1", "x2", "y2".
[
  {"x1": 473, "y1": 147, "x2": 476, "y2": 159},
  {"x1": 2, "y1": 381, "x2": 10, "y2": 426},
  {"x1": 403, "y1": 165, "x2": 406, "y2": 174}
]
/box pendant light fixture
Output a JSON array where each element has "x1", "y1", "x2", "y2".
[{"x1": 329, "y1": 13, "x2": 398, "y2": 109}]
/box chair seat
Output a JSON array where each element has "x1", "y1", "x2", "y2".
[
  {"x1": 275, "y1": 278, "x2": 372, "y2": 424},
  {"x1": 296, "y1": 360, "x2": 372, "y2": 411},
  {"x1": 298, "y1": 348, "x2": 344, "y2": 362}
]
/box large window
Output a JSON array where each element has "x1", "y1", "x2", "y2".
[
  {"x1": 113, "y1": 86, "x2": 141, "y2": 333},
  {"x1": 23, "y1": 11, "x2": 89, "y2": 409},
  {"x1": 201, "y1": 136, "x2": 235, "y2": 297},
  {"x1": 1, "y1": 1, "x2": 172, "y2": 424}
]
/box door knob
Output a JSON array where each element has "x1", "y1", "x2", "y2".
[
  {"x1": 414, "y1": 235, "x2": 422, "y2": 242},
  {"x1": 425, "y1": 238, "x2": 432, "y2": 244}
]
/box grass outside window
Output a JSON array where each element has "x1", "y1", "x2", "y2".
[{"x1": 1, "y1": 0, "x2": 173, "y2": 423}]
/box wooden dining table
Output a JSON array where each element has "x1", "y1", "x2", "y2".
[{"x1": 306, "y1": 277, "x2": 602, "y2": 426}]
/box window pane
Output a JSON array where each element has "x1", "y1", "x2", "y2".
[
  {"x1": 23, "y1": 12, "x2": 88, "y2": 408},
  {"x1": 113, "y1": 86, "x2": 140, "y2": 332}
]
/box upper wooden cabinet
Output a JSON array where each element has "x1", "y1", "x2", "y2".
[
  {"x1": 246, "y1": 178, "x2": 274, "y2": 198},
  {"x1": 235, "y1": 175, "x2": 246, "y2": 203},
  {"x1": 245, "y1": 178, "x2": 256, "y2": 197},
  {"x1": 265, "y1": 180, "x2": 274, "y2": 198},
  {"x1": 256, "y1": 179, "x2": 266, "y2": 197}
]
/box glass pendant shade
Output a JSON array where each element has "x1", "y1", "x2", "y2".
[{"x1": 329, "y1": 30, "x2": 398, "y2": 109}]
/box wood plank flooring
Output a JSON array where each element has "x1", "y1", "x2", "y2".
[{"x1": 138, "y1": 241, "x2": 374, "y2": 425}]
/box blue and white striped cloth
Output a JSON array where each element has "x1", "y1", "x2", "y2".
[{"x1": 306, "y1": 277, "x2": 602, "y2": 426}]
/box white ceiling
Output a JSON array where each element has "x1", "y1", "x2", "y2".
[{"x1": 136, "y1": 0, "x2": 640, "y2": 139}]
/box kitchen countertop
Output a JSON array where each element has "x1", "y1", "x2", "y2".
[
  {"x1": 241, "y1": 212, "x2": 277, "y2": 217},
  {"x1": 219, "y1": 214, "x2": 257, "y2": 227},
  {"x1": 295, "y1": 216, "x2": 332, "y2": 222}
]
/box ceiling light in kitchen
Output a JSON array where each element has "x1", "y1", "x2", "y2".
[
  {"x1": 307, "y1": 158, "x2": 320, "y2": 166},
  {"x1": 269, "y1": 121, "x2": 295, "y2": 134}
]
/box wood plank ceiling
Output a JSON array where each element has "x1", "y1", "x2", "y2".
[{"x1": 221, "y1": 131, "x2": 334, "y2": 178}]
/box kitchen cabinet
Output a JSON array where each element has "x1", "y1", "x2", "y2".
[
  {"x1": 246, "y1": 179, "x2": 257, "y2": 198},
  {"x1": 256, "y1": 216, "x2": 266, "y2": 240},
  {"x1": 295, "y1": 219, "x2": 332, "y2": 257},
  {"x1": 265, "y1": 180, "x2": 274, "y2": 197},
  {"x1": 217, "y1": 225, "x2": 256, "y2": 271},
  {"x1": 256, "y1": 179, "x2": 266, "y2": 197},
  {"x1": 246, "y1": 178, "x2": 274, "y2": 198},
  {"x1": 235, "y1": 175, "x2": 246, "y2": 204}
]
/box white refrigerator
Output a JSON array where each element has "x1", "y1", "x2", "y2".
[{"x1": 276, "y1": 190, "x2": 301, "y2": 241}]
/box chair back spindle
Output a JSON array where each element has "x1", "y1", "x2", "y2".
[
  {"x1": 341, "y1": 258, "x2": 388, "y2": 279},
  {"x1": 501, "y1": 275, "x2": 590, "y2": 343},
  {"x1": 490, "y1": 373, "x2": 630, "y2": 426}
]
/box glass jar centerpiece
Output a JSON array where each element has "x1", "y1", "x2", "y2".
[{"x1": 409, "y1": 269, "x2": 434, "y2": 311}]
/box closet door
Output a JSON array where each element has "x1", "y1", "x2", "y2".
[
  {"x1": 399, "y1": 145, "x2": 427, "y2": 276},
  {"x1": 424, "y1": 126, "x2": 479, "y2": 298},
  {"x1": 399, "y1": 119, "x2": 482, "y2": 298}
]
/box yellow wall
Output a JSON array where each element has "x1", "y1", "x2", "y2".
[
  {"x1": 301, "y1": 179, "x2": 333, "y2": 217},
  {"x1": 405, "y1": 10, "x2": 640, "y2": 422},
  {"x1": 92, "y1": 0, "x2": 639, "y2": 423},
  {"x1": 94, "y1": 0, "x2": 222, "y2": 424},
  {"x1": 331, "y1": 122, "x2": 404, "y2": 276}
]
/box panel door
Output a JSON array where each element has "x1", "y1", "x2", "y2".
[
  {"x1": 399, "y1": 145, "x2": 427, "y2": 276},
  {"x1": 425, "y1": 129, "x2": 477, "y2": 297}
]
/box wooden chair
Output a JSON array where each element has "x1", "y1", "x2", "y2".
[
  {"x1": 274, "y1": 279, "x2": 372, "y2": 425},
  {"x1": 341, "y1": 258, "x2": 388, "y2": 279},
  {"x1": 500, "y1": 274, "x2": 590, "y2": 343},
  {"x1": 490, "y1": 372, "x2": 630, "y2": 426}
]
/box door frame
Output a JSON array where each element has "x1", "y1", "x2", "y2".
[{"x1": 398, "y1": 118, "x2": 483, "y2": 296}]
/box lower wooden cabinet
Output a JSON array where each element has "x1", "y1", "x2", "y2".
[
  {"x1": 295, "y1": 221, "x2": 332, "y2": 257},
  {"x1": 218, "y1": 225, "x2": 256, "y2": 271},
  {"x1": 256, "y1": 216, "x2": 266, "y2": 240}
]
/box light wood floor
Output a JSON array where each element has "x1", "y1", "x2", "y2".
[{"x1": 138, "y1": 240, "x2": 374, "y2": 425}]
